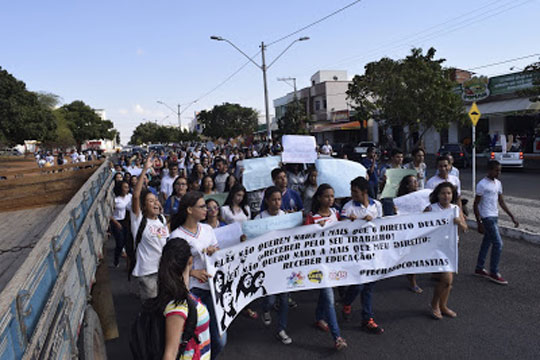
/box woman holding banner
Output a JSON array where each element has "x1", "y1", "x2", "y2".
[
  {"x1": 258, "y1": 186, "x2": 291, "y2": 344},
  {"x1": 170, "y1": 192, "x2": 225, "y2": 359},
  {"x1": 304, "y1": 184, "x2": 348, "y2": 351},
  {"x1": 424, "y1": 182, "x2": 468, "y2": 319}
]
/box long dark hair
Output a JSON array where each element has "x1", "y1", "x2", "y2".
[
  {"x1": 429, "y1": 181, "x2": 458, "y2": 205},
  {"x1": 113, "y1": 180, "x2": 129, "y2": 197},
  {"x1": 149, "y1": 238, "x2": 192, "y2": 312},
  {"x1": 310, "y1": 183, "x2": 334, "y2": 214},
  {"x1": 304, "y1": 167, "x2": 318, "y2": 187},
  {"x1": 397, "y1": 175, "x2": 417, "y2": 197},
  {"x1": 201, "y1": 175, "x2": 215, "y2": 192},
  {"x1": 224, "y1": 184, "x2": 249, "y2": 216},
  {"x1": 170, "y1": 191, "x2": 204, "y2": 231}
]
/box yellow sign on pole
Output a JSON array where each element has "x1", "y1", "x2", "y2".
[{"x1": 468, "y1": 102, "x2": 481, "y2": 127}]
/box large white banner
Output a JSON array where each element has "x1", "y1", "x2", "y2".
[
  {"x1": 282, "y1": 135, "x2": 317, "y2": 164},
  {"x1": 315, "y1": 159, "x2": 367, "y2": 198},
  {"x1": 206, "y1": 209, "x2": 458, "y2": 334}
]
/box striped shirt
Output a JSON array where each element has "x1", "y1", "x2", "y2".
[{"x1": 164, "y1": 294, "x2": 211, "y2": 360}]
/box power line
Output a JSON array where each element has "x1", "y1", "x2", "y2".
[
  {"x1": 466, "y1": 53, "x2": 540, "y2": 71},
  {"x1": 266, "y1": 0, "x2": 363, "y2": 47}
]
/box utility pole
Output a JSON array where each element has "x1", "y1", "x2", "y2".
[
  {"x1": 177, "y1": 104, "x2": 181, "y2": 129},
  {"x1": 261, "y1": 42, "x2": 271, "y2": 143}
]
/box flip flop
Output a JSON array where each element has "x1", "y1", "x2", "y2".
[{"x1": 410, "y1": 285, "x2": 423, "y2": 294}]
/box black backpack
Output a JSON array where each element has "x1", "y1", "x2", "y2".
[
  {"x1": 127, "y1": 214, "x2": 165, "y2": 280},
  {"x1": 130, "y1": 295, "x2": 199, "y2": 360}
]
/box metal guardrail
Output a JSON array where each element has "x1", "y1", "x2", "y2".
[{"x1": 0, "y1": 161, "x2": 113, "y2": 360}]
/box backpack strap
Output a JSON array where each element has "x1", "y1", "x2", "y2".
[
  {"x1": 178, "y1": 295, "x2": 199, "y2": 357},
  {"x1": 135, "y1": 216, "x2": 149, "y2": 247}
]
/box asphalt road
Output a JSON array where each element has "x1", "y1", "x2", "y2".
[{"x1": 105, "y1": 228, "x2": 540, "y2": 360}]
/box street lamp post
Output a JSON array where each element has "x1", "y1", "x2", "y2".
[
  {"x1": 210, "y1": 35, "x2": 309, "y2": 142},
  {"x1": 156, "y1": 100, "x2": 181, "y2": 128}
]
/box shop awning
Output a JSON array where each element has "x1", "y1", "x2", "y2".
[
  {"x1": 311, "y1": 121, "x2": 362, "y2": 133},
  {"x1": 475, "y1": 97, "x2": 540, "y2": 116}
]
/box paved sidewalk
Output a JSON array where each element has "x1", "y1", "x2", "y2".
[{"x1": 462, "y1": 190, "x2": 540, "y2": 244}]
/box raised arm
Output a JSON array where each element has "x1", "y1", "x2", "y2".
[{"x1": 132, "y1": 152, "x2": 154, "y2": 217}]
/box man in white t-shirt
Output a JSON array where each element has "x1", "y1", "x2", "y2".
[
  {"x1": 426, "y1": 155, "x2": 462, "y2": 207},
  {"x1": 321, "y1": 139, "x2": 333, "y2": 155},
  {"x1": 473, "y1": 160, "x2": 518, "y2": 285},
  {"x1": 159, "y1": 162, "x2": 179, "y2": 204}
]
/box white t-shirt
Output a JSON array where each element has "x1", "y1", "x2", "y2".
[
  {"x1": 427, "y1": 202, "x2": 459, "y2": 213},
  {"x1": 127, "y1": 166, "x2": 143, "y2": 177},
  {"x1": 170, "y1": 223, "x2": 218, "y2": 291},
  {"x1": 257, "y1": 209, "x2": 286, "y2": 218},
  {"x1": 425, "y1": 174, "x2": 461, "y2": 196},
  {"x1": 476, "y1": 177, "x2": 502, "y2": 218},
  {"x1": 131, "y1": 212, "x2": 169, "y2": 277},
  {"x1": 113, "y1": 194, "x2": 132, "y2": 221},
  {"x1": 214, "y1": 172, "x2": 229, "y2": 193},
  {"x1": 221, "y1": 205, "x2": 251, "y2": 224},
  {"x1": 341, "y1": 199, "x2": 383, "y2": 220},
  {"x1": 321, "y1": 144, "x2": 332, "y2": 155},
  {"x1": 160, "y1": 174, "x2": 178, "y2": 198}
]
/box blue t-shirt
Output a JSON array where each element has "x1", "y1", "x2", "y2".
[
  {"x1": 361, "y1": 158, "x2": 379, "y2": 184},
  {"x1": 164, "y1": 196, "x2": 181, "y2": 216},
  {"x1": 260, "y1": 188, "x2": 303, "y2": 212}
]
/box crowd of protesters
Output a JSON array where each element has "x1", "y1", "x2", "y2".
[{"x1": 109, "y1": 141, "x2": 517, "y2": 359}]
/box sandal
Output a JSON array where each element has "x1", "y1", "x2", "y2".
[
  {"x1": 430, "y1": 305, "x2": 443, "y2": 320},
  {"x1": 441, "y1": 308, "x2": 457, "y2": 318},
  {"x1": 335, "y1": 337, "x2": 348, "y2": 351},
  {"x1": 410, "y1": 285, "x2": 423, "y2": 294},
  {"x1": 315, "y1": 320, "x2": 330, "y2": 332},
  {"x1": 243, "y1": 308, "x2": 258, "y2": 320}
]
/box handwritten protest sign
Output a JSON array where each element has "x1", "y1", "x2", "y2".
[
  {"x1": 204, "y1": 192, "x2": 228, "y2": 206},
  {"x1": 394, "y1": 189, "x2": 432, "y2": 214},
  {"x1": 282, "y1": 135, "x2": 317, "y2": 164},
  {"x1": 380, "y1": 168, "x2": 417, "y2": 199},
  {"x1": 207, "y1": 209, "x2": 458, "y2": 334},
  {"x1": 214, "y1": 222, "x2": 244, "y2": 249},
  {"x1": 315, "y1": 159, "x2": 367, "y2": 198},
  {"x1": 242, "y1": 156, "x2": 281, "y2": 192},
  {"x1": 241, "y1": 212, "x2": 303, "y2": 239}
]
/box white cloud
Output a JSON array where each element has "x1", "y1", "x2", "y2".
[
  {"x1": 134, "y1": 104, "x2": 145, "y2": 114},
  {"x1": 118, "y1": 108, "x2": 129, "y2": 115}
]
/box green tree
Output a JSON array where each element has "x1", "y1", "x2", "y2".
[
  {"x1": 347, "y1": 47, "x2": 466, "y2": 151},
  {"x1": 277, "y1": 98, "x2": 309, "y2": 135},
  {"x1": 35, "y1": 91, "x2": 62, "y2": 110},
  {"x1": 517, "y1": 62, "x2": 540, "y2": 102},
  {"x1": 129, "y1": 121, "x2": 161, "y2": 145},
  {"x1": 56, "y1": 100, "x2": 116, "y2": 147},
  {"x1": 197, "y1": 103, "x2": 258, "y2": 139},
  {"x1": 0, "y1": 67, "x2": 57, "y2": 145}
]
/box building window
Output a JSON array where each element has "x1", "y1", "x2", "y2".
[
  {"x1": 315, "y1": 101, "x2": 321, "y2": 111},
  {"x1": 323, "y1": 100, "x2": 327, "y2": 109}
]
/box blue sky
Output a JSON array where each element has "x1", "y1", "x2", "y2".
[{"x1": 2, "y1": 0, "x2": 539, "y2": 144}]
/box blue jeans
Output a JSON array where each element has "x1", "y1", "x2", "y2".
[
  {"x1": 316, "y1": 288, "x2": 340, "y2": 340},
  {"x1": 191, "y1": 287, "x2": 227, "y2": 360},
  {"x1": 342, "y1": 282, "x2": 375, "y2": 321},
  {"x1": 110, "y1": 219, "x2": 129, "y2": 264},
  {"x1": 476, "y1": 217, "x2": 503, "y2": 274},
  {"x1": 262, "y1": 293, "x2": 289, "y2": 332}
]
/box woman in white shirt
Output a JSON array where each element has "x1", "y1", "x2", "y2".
[
  {"x1": 424, "y1": 182, "x2": 467, "y2": 320},
  {"x1": 221, "y1": 184, "x2": 251, "y2": 224},
  {"x1": 131, "y1": 153, "x2": 170, "y2": 301},
  {"x1": 169, "y1": 191, "x2": 226, "y2": 358},
  {"x1": 110, "y1": 180, "x2": 132, "y2": 267}
]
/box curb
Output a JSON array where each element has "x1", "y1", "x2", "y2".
[{"x1": 466, "y1": 219, "x2": 540, "y2": 246}]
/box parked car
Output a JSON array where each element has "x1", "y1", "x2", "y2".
[
  {"x1": 332, "y1": 143, "x2": 356, "y2": 159},
  {"x1": 437, "y1": 143, "x2": 470, "y2": 168},
  {"x1": 490, "y1": 143, "x2": 524, "y2": 168},
  {"x1": 353, "y1": 141, "x2": 377, "y2": 159}
]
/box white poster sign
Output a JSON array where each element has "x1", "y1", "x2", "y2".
[
  {"x1": 214, "y1": 222, "x2": 244, "y2": 249},
  {"x1": 393, "y1": 189, "x2": 432, "y2": 215},
  {"x1": 241, "y1": 212, "x2": 303, "y2": 239},
  {"x1": 242, "y1": 156, "x2": 281, "y2": 192},
  {"x1": 207, "y1": 209, "x2": 458, "y2": 334},
  {"x1": 282, "y1": 135, "x2": 317, "y2": 164},
  {"x1": 315, "y1": 159, "x2": 367, "y2": 198}
]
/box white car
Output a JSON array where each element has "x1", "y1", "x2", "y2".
[{"x1": 490, "y1": 143, "x2": 524, "y2": 168}]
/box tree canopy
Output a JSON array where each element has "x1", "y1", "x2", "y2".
[
  {"x1": 277, "y1": 98, "x2": 309, "y2": 135},
  {"x1": 517, "y1": 61, "x2": 540, "y2": 102},
  {"x1": 129, "y1": 122, "x2": 199, "y2": 145},
  {"x1": 0, "y1": 67, "x2": 57, "y2": 146},
  {"x1": 56, "y1": 100, "x2": 116, "y2": 147},
  {"x1": 346, "y1": 47, "x2": 466, "y2": 150},
  {"x1": 197, "y1": 102, "x2": 258, "y2": 139}
]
